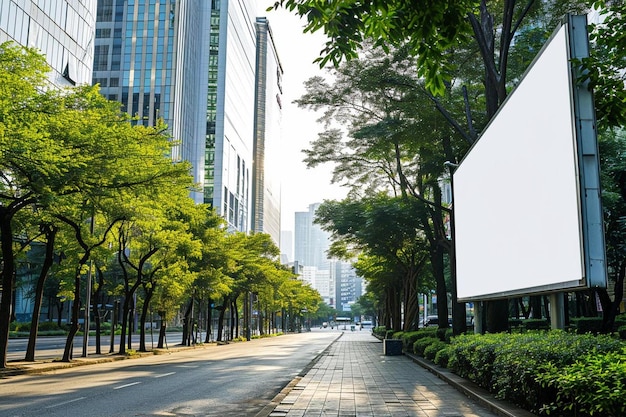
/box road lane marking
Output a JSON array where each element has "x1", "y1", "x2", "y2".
[
  {"x1": 113, "y1": 382, "x2": 142, "y2": 389},
  {"x1": 155, "y1": 372, "x2": 176, "y2": 378},
  {"x1": 46, "y1": 397, "x2": 86, "y2": 408}
]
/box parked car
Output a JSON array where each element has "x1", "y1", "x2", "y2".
[{"x1": 424, "y1": 315, "x2": 452, "y2": 327}]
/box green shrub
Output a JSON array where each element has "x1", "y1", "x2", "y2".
[
  {"x1": 424, "y1": 339, "x2": 448, "y2": 361},
  {"x1": 413, "y1": 336, "x2": 439, "y2": 356},
  {"x1": 618, "y1": 325, "x2": 626, "y2": 340},
  {"x1": 400, "y1": 331, "x2": 422, "y2": 352},
  {"x1": 384, "y1": 329, "x2": 395, "y2": 339},
  {"x1": 391, "y1": 331, "x2": 404, "y2": 340},
  {"x1": 372, "y1": 326, "x2": 387, "y2": 337},
  {"x1": 448, "y1": 331, "x2": 624, "y2": 413},
  {"x1": 522, "y1": 319, "x2": 550, "y2": 331},
  {"x1": 10, "y1": 322, "x2": 30, "y2": 332},
  {"x1": 571, "y1": 317, "x2": 604, "y2": 335},
  {"x1": 434, "y1": 345, "x2": 452, "y2": 367},
  {"x1": 38, "y1": 321, "x2": 61, "y2": 331},
  {"x1": 615, "y1": 314, "x2": 626, "y2": 329},
  {"x1": 448, "y1": 333, "x2": 502, "y2": 389},
  {"x1": 536, "y1": 348, "x2": 626, "y2": 416}
]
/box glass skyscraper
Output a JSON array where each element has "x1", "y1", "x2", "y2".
[
  {"x1": 0, "y1": 0, "x2": 97, "y2": 87},
  {"x1": 94, "y1": 0, "x2": 282, "y2": 236},
  {"x1": 252, "y1": 16, "x2": 283, "y2": 244}
]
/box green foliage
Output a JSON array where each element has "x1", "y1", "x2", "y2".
[
  {"x1": 571, "y1": 317, "x2": 604, "y2": 335},
  {"x1": 448, "y1": 332, "x2": 624, "y2": 413},
  {"x1": 424, "y1": 339, "x2": 448, "y2": 361},
  {"x1": 433, "y1": 345, "x2": 452, "y2": 368},
  {"x1": 372, "y1": 326, "x2": 387, "y2": 337},
  {"x1": 583, "y1": 1, "x2": 626, "y2": 129},
  {"x1": 272, "y1": 0, "x2": 477, "y2": 96},
  {"x1": 38, "y1": 321, "x2": 62, "y2": 331},
  {"x1": 400, "y1": 331, "x2": 422, "y2": 352},
  {"x1": 413, "y1": 336, "x2": 439, "y2": 356},
  {"x1": 522, "y1": 319, "x2": 550, "y2": 331},
  {"x1": 536, "y1": 348, "x2": 626, "y2": 417}
]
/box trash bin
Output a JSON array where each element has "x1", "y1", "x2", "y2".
[{"x1": 383, "y1": 339, "x2": 403, "y2": 356}]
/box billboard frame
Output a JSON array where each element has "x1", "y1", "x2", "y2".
[{"x1": 452, "y1": 14, "x2": 607, "y2": 302}]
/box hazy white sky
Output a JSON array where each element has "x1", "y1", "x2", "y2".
[{"x1": 261, "y1": 5, "x2": 347, "y2": 232}]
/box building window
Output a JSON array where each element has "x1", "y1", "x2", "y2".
[
  {"x1": 93, "y1": 44, "x2": 109, "y2": 71},
  {"x1": 96, "y1": 28, "x2": 111, "y2": 38},
  {"x1": 97, "y1": 0, "x2": 114, "y2": 22},
  {"x1": 94, "y1": 78, "x2": 108, "y2": 87}
]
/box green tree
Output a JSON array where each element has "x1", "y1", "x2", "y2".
[
  {"x1": 281, "y1": 0, "x2": 594, "y2": 334},
  {"x1": 271, "y1": 0, "x2": 478, "y2": 94},
  {"x1": 597, "y1": 129, "x2": 626, "y2": 331},
  {"x1": 315, "y1": 196, "x2": 431, "y2": 331},
  {"x1": 583, "y1": 1, "x2": 626, "y2": 129},
  {"x1": 0, "y1": 43, "x2": 92, "y2": 368}
]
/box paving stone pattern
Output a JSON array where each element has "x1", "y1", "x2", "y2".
[{"x1": 268, "y1": 331, "x2": 499, "y2": 417}]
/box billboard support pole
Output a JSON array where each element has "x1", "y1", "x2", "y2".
[
  {"x1": 549, "y1": 292, "x2": 565, "y2": 330},
  {"x1": 474, "y1": 301, "x2": 484, "y2": 334}
]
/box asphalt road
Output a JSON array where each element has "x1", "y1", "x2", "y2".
[{"x1": 0, "y1": 330, "x2": 339, "y2": 417}]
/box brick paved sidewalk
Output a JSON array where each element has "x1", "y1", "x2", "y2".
[{"x1": 264, "y1": 331, "x2": 500, "y2": 417}]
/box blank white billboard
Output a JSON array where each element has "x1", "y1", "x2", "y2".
[{"x1": 453, "y1": 16, "x2": 606, "y2": 301}]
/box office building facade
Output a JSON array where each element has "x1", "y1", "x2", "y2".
[
  {"x1": 94, "y1": 0, "x2": 281, "y2": 236},
  {"x1": 294, "y1": 203, "x2": 331, "y2": 271},
  {"x1": 93, "y1": 0, "x2": 209, "y2": 199},
  {"x1": 0, "y1": 0, "x2": 97, "y2": 87},
  {"x1": 251, "y1": 16, "x2": 283, "y2": 245}
]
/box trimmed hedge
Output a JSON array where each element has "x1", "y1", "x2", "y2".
[
  {"x1": 448, "y1": 331, "x2": 624, "y2": 414},
  {"x1": 571, "y1": 317, "x2": 604, "y2": 335},
  {"x1": 536, "y1": 348, "x2": 626, "y2": 416},
  {"x1": 413, "y1": 336, "x2": 439, "y2": 356}
]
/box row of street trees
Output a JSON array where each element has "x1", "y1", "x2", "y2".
[
  {"x1": 0, "y1": 42, "x2": 322, "y2": 369},
  {"x1": 275, "y1": 0, "x2": 626, "y2": 333}
]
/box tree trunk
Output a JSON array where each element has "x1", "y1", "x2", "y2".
[
  {"x1": 402, "y1": 271, "x2": 419, "y2": 331},
  {"x1": 127, "y1": 293, "x2": 135, "y2": 351},
  {"x1": 231, "y1": 298, "x2": 238, "y2": 339},
  {"x1": 62, "y1": 274, "x2": 82, "y2": 362},
  {"x1": 216, "y1": 298, "x2": 227, "y2": 342},
  {"x1": 139, "y1": 286, "x2": 154, "y2": 352},
  {"x1": 156, "y1": 310, "x2": 166, "y2": 349},
  {"x1": 25, "y1": 225, "x2": 57, "y2": 361},
  {"x1": 92, "y1": 267, "x2": 105, "y2": 355},
  {"x1": 204, "y1": 298, "x2": 212, "y2": 343},
  {"x1": 485, "y1": 300, "x2": 510, "y2": 333},
  {"x1": 598, "y1": 258, "x2": 626, "y2": 332},
  {"x1": 0, "y1": 207, "x2": 16, "y2": 369},
  {"x1": 118, "y1": 294, "x2": 133, "y2": 355},
  {"x1": 181, "y1": 296, "x2": 193, "y2": 346}
]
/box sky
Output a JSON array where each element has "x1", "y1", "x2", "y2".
[{"x1": 260, "y1": 5, "x2": 348, "y2": 233}]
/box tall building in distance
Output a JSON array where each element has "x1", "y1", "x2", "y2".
[
  {"x1": 251, "y1": 16, "x2": 283, "y2": 245},
  {"x1": 93, "y1": 0, "x2": 282, "y2": 240},
  {"x1": 0, "y1": 0, "x2": 97, "y2": 87},
  {"x1": 334, "y1": 261, "x2": 363, "y2": 312},
  {"x1": 294, "y1": 203, "x2": 331, "y2": 271},
  {"x1": 294, "y1": 203, "x2": 364, "y2": 311}
]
